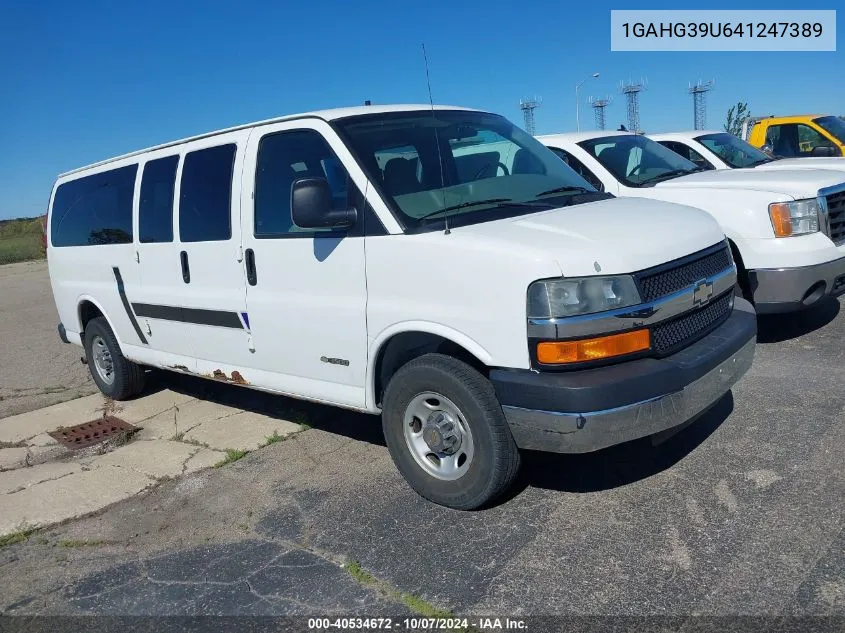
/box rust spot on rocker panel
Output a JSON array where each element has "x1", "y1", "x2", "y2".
[{"x1": 230, "y1": 371, "x2": 248, "y2": 385}]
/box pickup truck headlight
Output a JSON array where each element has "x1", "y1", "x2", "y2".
[
  {"x1": 769, "y1": 199, "x2": 821, "y2": 237},
  {"x1": 527, "y1": 275, "x2": 641, "y2": 319}
]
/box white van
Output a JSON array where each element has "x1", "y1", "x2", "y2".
[
  {"x1": 539, "y1": 132, "x2": 845, "y2": 314},
  {"x1": 48, "y1": 105, "x2": 756, "y2": 509}
]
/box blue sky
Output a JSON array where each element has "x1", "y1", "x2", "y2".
[{"x1": 0, "y1": 0, "x2": 842, "y2": 219}]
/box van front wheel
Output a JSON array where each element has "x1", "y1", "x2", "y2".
[
  {"x1": 381, "y1": 353, "x2": 520, "y2": 510},
  {"x1": 83, "y1": 317, "x2": 146, "y2": 400}
]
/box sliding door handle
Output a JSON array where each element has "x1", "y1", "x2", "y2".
[{"x1": 180, "y1": 251, "x2": 191, "y2": 283}]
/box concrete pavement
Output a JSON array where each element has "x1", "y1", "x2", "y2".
[{"x1": 0, "y1": 388, "x2": 303, "y2": 536}]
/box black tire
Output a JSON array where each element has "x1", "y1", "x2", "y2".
[
  {"x1": 83, "y1": 317, "x2": 146, "y2": 400},
  {"x1": 381, "y1": 353, "x2": 521, "y2": 510}
]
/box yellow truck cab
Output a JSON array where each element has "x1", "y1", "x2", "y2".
[{"x1": 742, "y1": 115, "x2": 845, "y2": 158}]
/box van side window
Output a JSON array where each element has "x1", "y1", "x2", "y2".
[
  {"x1": 139, "y1": 156, "x2": 178, "y2": 243},
  {"x1": 547, "y1": 147, "x2": 604, "y2": 191},
  {"x1": 50, "y1": 164, "x2": 137, "y2": 247},
  {"x1": 254, "y1": 130, "x2": 350, "y2": 237},
  {"x1": 179, "y1": 144, "x2": 236, "y2": 242}
]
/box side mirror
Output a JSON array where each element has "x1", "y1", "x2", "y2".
[
  {"x1": 291, "y1": 178, "x2": 357, "y2": 230},
  {"x1": 761, "y1": 144, "x2": 774, "y2": 156},
  {"x1": 811, "y1": 145, "x2": 838, "y2": 157}
]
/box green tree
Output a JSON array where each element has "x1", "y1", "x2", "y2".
[{"x1": 724, "y1": 102, "x2": 750, "y2": 137}]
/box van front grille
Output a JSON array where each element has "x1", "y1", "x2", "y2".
[
  {"x1": 636, "y1": 244, "x2": 733, "y2": 303},
  {"x1": 651, "y1": 292, "x2": 732, "y2": 356},
  {"x1": 825, "y1": 190, "x2": 845, "y2": 245}
]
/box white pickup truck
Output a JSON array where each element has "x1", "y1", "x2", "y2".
[
  {"x1": 650, "y1": 130, "x2": 845, "y2": 174},
  {"x1": 539, "y1": 131, "x2": 845, "y2": 314}
]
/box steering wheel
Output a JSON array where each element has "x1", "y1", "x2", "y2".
[
  {"x1": 627, "y1": 164, "x2": 643, "y2": 178},
  {"x1": 472, "y1": 161, "x2": 510, "y2": 181}
]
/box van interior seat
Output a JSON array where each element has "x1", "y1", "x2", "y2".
[
  {"x1": 597, "y1": 145, "x2": 631, "y2": 177},
  {"x1": 383, "y1": 157, "x2": 421, "y2": 196},
  {"x1": 512, "y1": 148, "x2": 545, "y2": 175}
]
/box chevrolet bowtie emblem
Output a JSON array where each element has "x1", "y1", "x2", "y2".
[{"x1": 693, "y1": 279, "x2": 714, "y2": 307}]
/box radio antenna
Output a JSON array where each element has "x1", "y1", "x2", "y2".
[{"x1": 422, "y1": 42, "x2": 450, "y2": 234}]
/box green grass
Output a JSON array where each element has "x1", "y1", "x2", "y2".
[
  {"x1": 0, "y1": 233, "x2": 43, "y2": 265},
  {"x1": 58, "y1": 539, "x2": 105, "y2": 548},
  {"x1": 215, "y1": 448, "x2": 248, "y2": 467},
  {"x1": 0, "y1": 217, "x2": 45, "y2": 265},
  {"x1": 344, "y1": 560, "x2": 455, "y2": 621},
  {"x1": 0, "y1": 529, "x2": 36, "y2": 548}
]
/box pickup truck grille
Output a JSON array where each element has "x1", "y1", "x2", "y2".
[
  {"x1": 652, "y1": 292, "x2": 732, "y2": 356},
  {"x1": 636, "y1": 244, "x2": 732, "y2": 303},
  {"x1": 825, "y1": 190, "x2": 845, "y2": 245}
]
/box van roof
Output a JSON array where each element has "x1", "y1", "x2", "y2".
[{"x1": 59, "y1": 104, "x2": 481, "y2": 178}]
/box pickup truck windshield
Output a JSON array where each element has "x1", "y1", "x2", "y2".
[
  {"x1": 694, "y1": 132, "x2": 773, "y2": 168},
  {"x1": 578, "y1": 134, "x2": 701, "y2": 187},
  {"x1": 332, "y1": 110, "x2": 605, "y2": 231},
  {"x1": 814, "y1": 116, "x2": 845, "y2": 144}
]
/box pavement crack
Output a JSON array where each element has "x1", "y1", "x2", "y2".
[{"x1": 6, "y1": 470, "x2": 79, "y2": 494}]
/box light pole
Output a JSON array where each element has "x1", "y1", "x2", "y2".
[{"x1": 576, "y1": 72, "x2": 600, "y2": 132}]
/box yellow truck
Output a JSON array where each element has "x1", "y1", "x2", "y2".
[{"x1": 741, "y1": 115, "x2": 845, "y2": 158}]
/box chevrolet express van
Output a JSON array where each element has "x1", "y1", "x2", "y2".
[
  {"x1": 48, "y1": 105, "x2": 755, "y2": 509},
  {"x1": 540, "y1": 132, "x2": 845, "y2": 314}
]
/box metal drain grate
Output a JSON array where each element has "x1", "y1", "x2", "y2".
[{"x1": 48, "y1": 416, "x2": 139, "y2": 449}]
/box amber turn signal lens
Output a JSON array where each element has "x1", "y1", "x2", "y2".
[
  {"x1": 769, "y1": 203, "x2": 793, "y2": 237},
  {"x1": 537, "y1": 329, "x2": 651, "y2": 364}
]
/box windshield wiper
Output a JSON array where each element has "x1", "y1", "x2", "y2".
[
  {"x1": 534, "y1": 185, "x2": 593, "y2": 197},
  {"x1": 418, "y1": 198, "x2": 549, "y2": 221},
  {"x1": 640, "y1": 168, "x2": 700, "y2": 184}
]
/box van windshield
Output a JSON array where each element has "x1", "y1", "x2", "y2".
[
  {"x1": 579, "y1": 134, "x2": 704, "y2": 187},
  {"x1": 694, "y1": 132, "x2": 773, "y2": 168},
  {"x1": 332, "y1": 110, "x2": 607, "y2": 231}
]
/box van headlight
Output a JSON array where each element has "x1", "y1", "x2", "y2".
[
  {"x1": 527, "y1": 275, "x2": 641, "y2": 319},
  {"x1": 769, "y1": 199, "x2": 821, "y2": 237}
]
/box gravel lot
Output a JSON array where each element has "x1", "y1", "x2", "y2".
[
  {"x1": 0, "y1": 260, "x2": 95, "y2": 418},
  {"x1": 0, "y1": 261, "x2": 843, "y2": 625}
]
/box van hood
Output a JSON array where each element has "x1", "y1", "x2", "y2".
[
  {"x1": 457, "y1": 197, "x2": 725, "y2": 277},
  {"x1": 654, "y1": 168, "x2": 845, "y2": 199},
  {"x1": 754, "y1": 157, "x2": 845, "y2": 173}
]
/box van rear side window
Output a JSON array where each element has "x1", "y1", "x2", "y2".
[
  {"x1": 179, "y1": 144, "x2": 236, "y2": 242},
  {"x1": 50, "y1": 165, "x2": 137, "y2": 247},
  {"x1": 139, "y1": 156, "x2": 178, "y2": 243}
]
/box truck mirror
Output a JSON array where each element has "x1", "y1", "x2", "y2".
[{"x1": 291, "y1": 178, "x2": 357, "y2": 230}]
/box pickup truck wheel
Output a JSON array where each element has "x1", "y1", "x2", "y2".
[
  {"x1": 381, "y1": 353, "x2": 520, "y2": 510},
  {"x1": 83, "y1": 317, "x2": 146, "y2": 400}
]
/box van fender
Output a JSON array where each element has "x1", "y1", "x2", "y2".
[
  {"x1": 75, "y1": 293, "x2": 127, "y2": 351},
  {"x1": 366, "y1": 321, "x2": 493, "y2": 410}
]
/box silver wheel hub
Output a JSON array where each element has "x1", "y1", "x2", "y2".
[
  {"x1": 403, "y1": 392, "x2": 474, "y2": 481},
  {"x1": 421, "y1": 411, "x2": 462, "y2": 455},
  {"x1": 91, "y1": 335, "x2": 115, "y2": 386}
]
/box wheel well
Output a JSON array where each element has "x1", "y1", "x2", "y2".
[
  {"x1": 373, "y1": 332, "x2": 488, "y2": 407},
  {"x1": 727, "y1": 239, "x2": 750, "y2": 292},
  {"x1": 78, "y1": 301, "x2": 104, "y2": 333}
]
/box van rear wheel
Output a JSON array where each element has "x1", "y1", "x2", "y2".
[
  {"x1": 83, "y1": 317, "x2": 146, "y2": 400},
  {"x1": 381, "y1": 353, "x2": 520, "y2": 510}
]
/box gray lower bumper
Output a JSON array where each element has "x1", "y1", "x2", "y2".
[
  {"x1": 501, "y1": 338, "x2": 755, "y2": 454},
  {"x1": 751, "y1": 255, "x2": 845, "y2": 314}
]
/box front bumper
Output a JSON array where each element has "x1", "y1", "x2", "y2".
[
  {"x1": 750, "y1": 255, "x2": 845, "y2": 314},
  {"x1": 491, "y1": 298, "x2": 757, "y2": 454}
]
